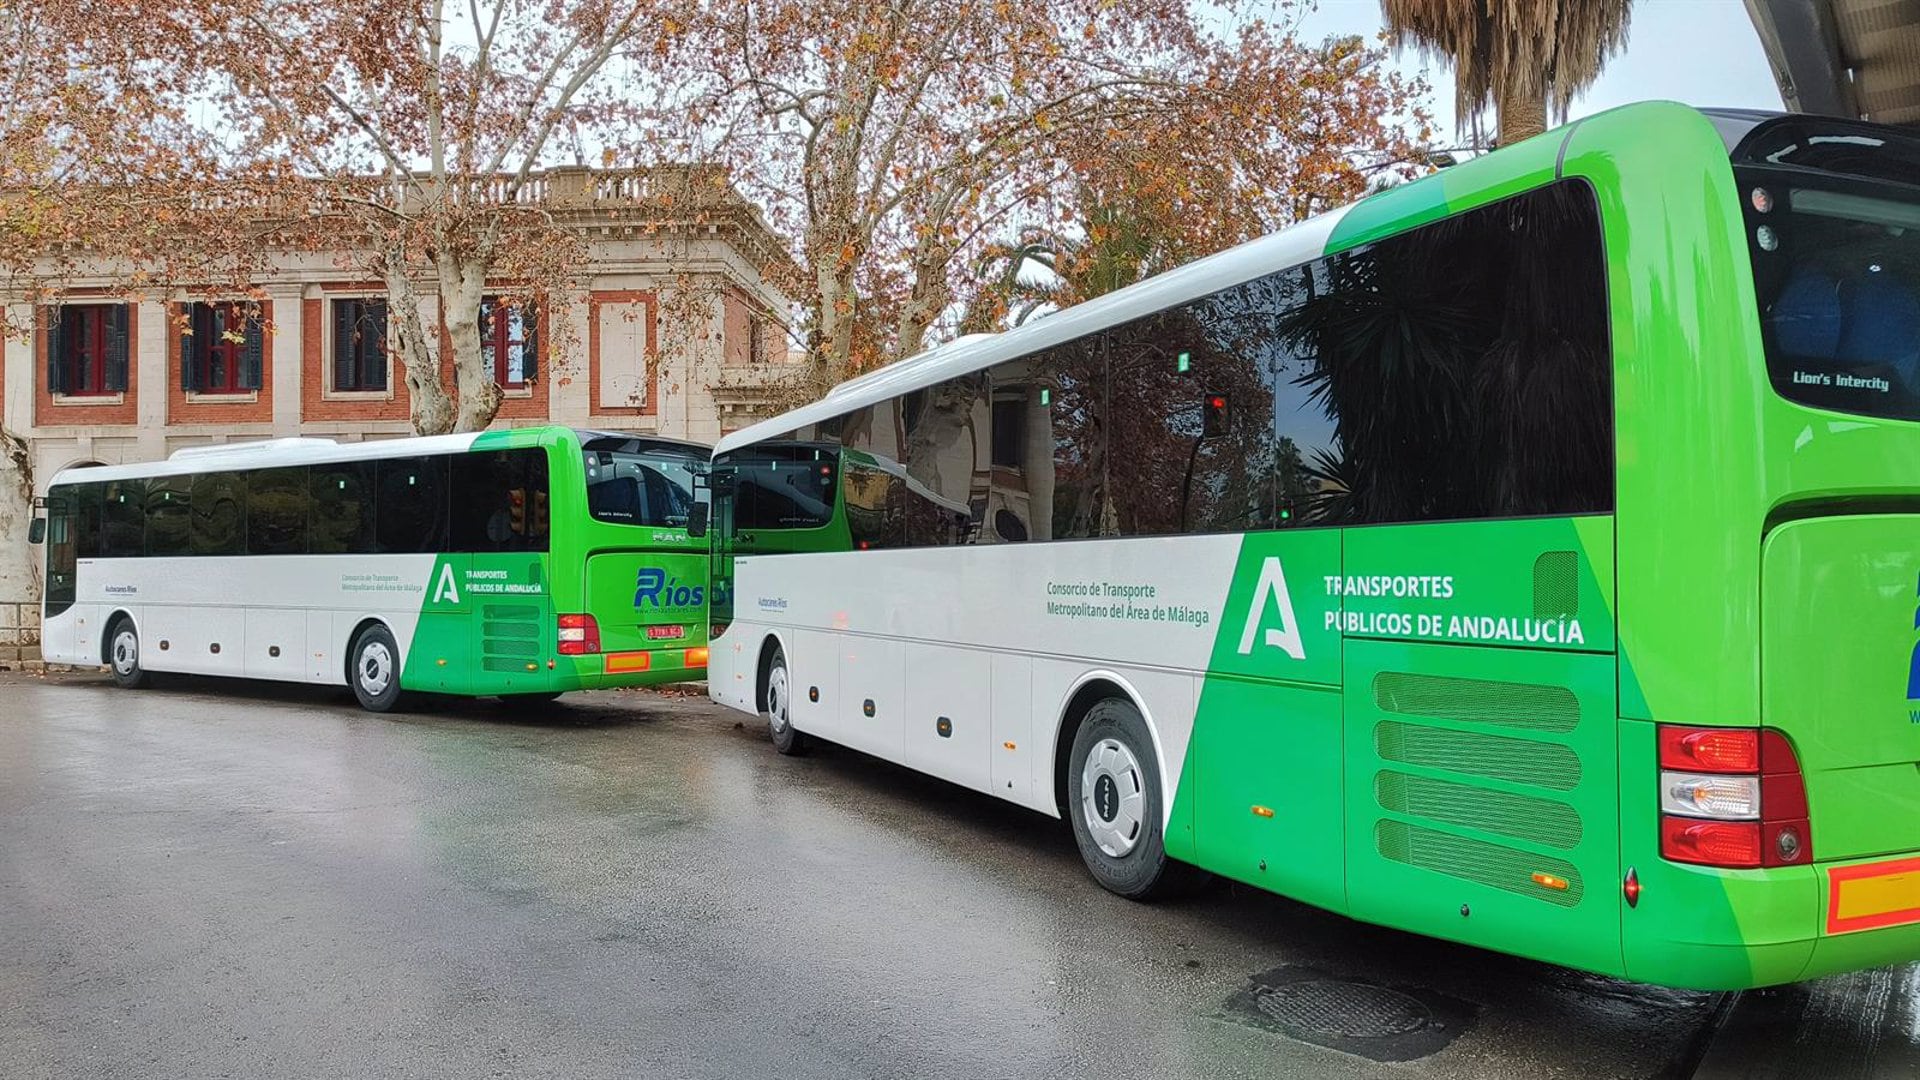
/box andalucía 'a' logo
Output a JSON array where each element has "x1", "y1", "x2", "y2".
[
  {"x1": 1237, "y1": 555, "x2": 1305, "y2": 660},
  {"x1": 433, "y1": 563, "x2": 461, "y2": 605}
]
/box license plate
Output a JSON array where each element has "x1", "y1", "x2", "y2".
[{"x1": 646, "y1": 625, "x2": 687, "y2": 641}]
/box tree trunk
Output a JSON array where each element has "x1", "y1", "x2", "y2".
[
  {"x1": 0, "y1": 428, "x2": 39, "y2": 631},
  {"x1": 813, "y1": 263, "x2": 858, "y2": 389},
  {"x1": 1496, "y1": 82, "x2": 1548, "y2": 147},
  {"x1": 384, "y1": 261, "x2": 457, "y2": 435},
  {"x1": 893, "y1": 247, "x2": 951, "y2": 364},
  {"x1": 438, "y1": 251, "x2": 500, "y2": 433}
]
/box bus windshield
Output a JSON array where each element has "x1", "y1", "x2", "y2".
[
  {"x1": 1752, "y1": 181, "x2": 1920, "y2": 422},
  {"x1": 582, "y1": 439, "x2": 702, "y2": 529}
]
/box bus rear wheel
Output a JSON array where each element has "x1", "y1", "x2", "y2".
[
  {"x1": 106, "y1": 617, "x2": 150, "y2": 690},
  {"x1": 348, "y1": 624, "x2": 405, "y2": 713},
  {"x1": 764, "y1": 643, "x2": 809, "y2": 756},
  {"x1": 1067, "y1": 697, "x2": 1202, "y2": 900}
]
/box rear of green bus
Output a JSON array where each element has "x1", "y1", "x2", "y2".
[
  {"x1": 548, "y1": 430, "x2": 712, "y2": 689},
  {"x1": 1574, "y1": 106, "x2": 1920, "y2": 988}
]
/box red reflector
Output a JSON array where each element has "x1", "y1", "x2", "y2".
[
  {"x1": 1661, "y1": 816, "x2": 1762, "y2": 868},
  {"x1": 1658, "y1": 726, "x2": 1760, "y2": 774},
  {"x1": 1623, "y1": 867, "x2": 1641, "y2": 908},
  {"x1": 685, "y1": 647, "x2": 709, "y2": 668},
  {"x1": 604, "y1": 651, "x2": 652, "y2": 673}
]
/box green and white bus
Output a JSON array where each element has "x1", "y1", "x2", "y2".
[
  {"x1": 708, "y1": 102, "x2": 1920, "y2": 990},
  {"x1": 32, "y1": 426, "x2": 712, "y2": 711}
]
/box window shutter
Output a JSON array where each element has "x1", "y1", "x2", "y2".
[
  {"x1": 106, "y1": 305, "x2": 131, "y2": 392},
  {"x1": 45, "y1": 307, "x2": 66, "y2": 395},
  {"x1": 332, "y1": 300, "x2": 353, "y2": 391},
  {"x1": 179, "y1": 304, "x2": 199, "y2": 392},
  {"x1": 241, "y1": 309, "x2": 265, "y2": 391},
  {"x1": 525, "y1": 306, "x2": 539, "y2": 381},
  {"x1": 367, "y1": 301, "x2": 388, "y2": 390}
]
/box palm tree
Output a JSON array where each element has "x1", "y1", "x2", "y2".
[{"x1": 1380, "y1": 0, "x2": 1634, "y2": 147}]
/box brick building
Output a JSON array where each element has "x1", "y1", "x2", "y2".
[{"x1": 0, "y1": 165, "x2": 802, "y2": 664}]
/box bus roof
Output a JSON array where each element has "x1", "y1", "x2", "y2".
[
  {"x1": 49, "y1": 426, "x2": 709, "y2": 486},
  {"x1": 716, "y1": 101, "x2": 1801, "y2": 459}
]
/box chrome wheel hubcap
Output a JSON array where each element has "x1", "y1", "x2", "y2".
[
  {"x1": 358, "y1": 641, "x2": 394, "y2": 697},
  {"x1": 766, "y1": 664, "x2": 790, "y2": 734},
  {"x1": 1081, "y1": 737, "x2": 1146, "y2": 858},
  {"x1": 111, "y1": 630, "x2": 138, "y2": 676}
]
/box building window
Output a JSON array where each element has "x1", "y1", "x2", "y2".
[
  {"x1": 331, "y1": 298, "x2": 388, "y2": 392},
  {"x1": 180, "y1": 302, "x2": 264, "y2": 394},
  {"x1": 46, "y1": 304, "x2": 131, "y2": 397},
  {"x1": 480, "y1": 297, "x2": 536, "y2": 388}
]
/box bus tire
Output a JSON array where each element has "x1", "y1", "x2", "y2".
[
  {"x1": 106, "y1": 616, "x2": 151, "y2": 690},
  {"x1": 348, "y1": 624, "x2": 405, "y2": 713},
  {"x1": 764, "y1": 643, "x2": 810, "y2": 756},
  {"x1": 1067, "y1": 697, "x2": 1199, "y2": 900}
]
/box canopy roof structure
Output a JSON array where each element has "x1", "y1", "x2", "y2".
[{"x1": 1746, "y1": 0, "x2": 1920, "y2": 125}]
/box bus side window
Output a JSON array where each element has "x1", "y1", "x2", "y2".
[
  {"x1": 145, "y1": 475, "x2": 192, "y2": 556},
  {"x1": 452, "y1": 449, "x2": 549, "y2": 552},
  {"x1": 247, "y1": 467, "x2": 310, "y2": 556},
  {"x1": 375, "y1": 456, "x2": 449, "y2": 554},
  {"x1": 73, "y1": 482, "x2": 103, "y2": 560},
  {"x1": 190, "y1": 471, "x2": 247, "y2": 557},
  {"x1": 310, "y1": 461, "x2": 375, "y2": 555},
  {"x1": 101, "y1": 479, "x2": 145, "y2": 558}
]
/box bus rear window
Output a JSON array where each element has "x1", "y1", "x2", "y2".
[
  {"x1": 721, "y1": 445, "x2": 837, "y2": 530},
  {"x1": 1749, "y1": 179, "x2": 1920, "y2": 422},
  {"x1": 583, "y1": 448, "x2": 699, "y2": 529}
]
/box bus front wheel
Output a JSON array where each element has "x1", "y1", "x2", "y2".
[
  {"x1": 348, "y1": 625, "x2": 405, "y2": 713},
  {"x1": 106, "y1": 617, "x2": 150, "y2": 690},
  {"x1": 764, "y1": 643, "x2": 810, "y2": 756},
  {"x1": 1066, "y1": 698, "x2": 1202, "y2": 900}
]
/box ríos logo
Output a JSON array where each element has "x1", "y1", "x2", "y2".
[
  {"x1": 635, "y1": 567, "x2": 704, "y2": 610},
  {"x1": 1237, "y1": 555, "x2": 1305, "y2": 660}
]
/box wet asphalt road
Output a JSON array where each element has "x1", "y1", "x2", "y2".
[{"x1": 0, "y1": 672, "x2": 1896, "y2": 1079}]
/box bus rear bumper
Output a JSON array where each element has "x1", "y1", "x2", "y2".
[
  {"x1": 1626, "y1": 854, "x2": 1920, "y2": 989},
  {"x1": 554, "y1": 649, "x2": 709, "y2": 690}
]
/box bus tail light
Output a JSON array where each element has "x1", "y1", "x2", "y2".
[
  {"x1": 557, "y1": 614, "x2": 600, "y2": 655},
  {"x1": 1657, "y1": 725, "x2": 1812, "y2": 869}
]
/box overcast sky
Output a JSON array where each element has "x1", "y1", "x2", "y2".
[{"x1": 1281, "y1": 0, "x2": 1785, "y2": 140}]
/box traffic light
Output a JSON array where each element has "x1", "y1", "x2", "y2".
[
  {"x1": 508, "y1": 488, "x2": 526, "y2": 535},
  {"x1": 532, "y1": 490, "x2": 549, "y2": 537},
  {"x1": 1202, "y1": 392, "x2": 1230, "y2": 438}
]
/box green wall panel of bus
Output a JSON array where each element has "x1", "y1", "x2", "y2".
[{"x1": 401, "y1": 552, "x2": 553, "y2": 694}]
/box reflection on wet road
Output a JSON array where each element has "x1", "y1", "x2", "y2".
[{"x1": 0, "y1": 674, "x2": 1906, "y2": 1078}]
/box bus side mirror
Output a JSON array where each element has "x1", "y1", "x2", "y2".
[
  {"x1": 687, "y1": 503, "x2": 710, "y2": 538},
  {"x1": 27, "y1": 518, "x2": 46, "y2": 545}
]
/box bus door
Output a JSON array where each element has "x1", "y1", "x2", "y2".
[{"x1": 1338, "y1": 519, "x2": 1624, "y2": 976}]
